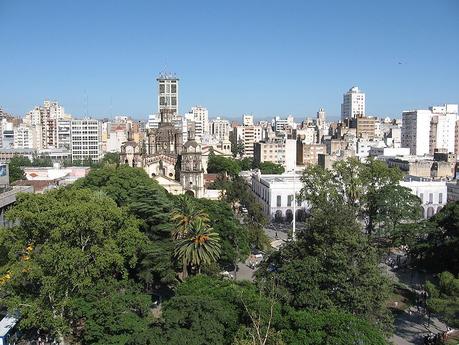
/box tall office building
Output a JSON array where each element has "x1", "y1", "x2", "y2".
[
  {"x1": 341, "y1": 86, "x2": 365, "y2": 121},
  {"x1": 157, "y1": 72, "x2": 179, "y2": 115},
  {"x1": 71, "y1": 118, "x2": 102, "y2": 162}
]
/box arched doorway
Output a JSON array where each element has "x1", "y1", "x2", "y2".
[
  {"x1": 426, "y1": 206, "x2": 435, "y2": 218},
  {"x1": 285, "y1": 209, "x2": 293, "y2": 223},
  {"x1": 185, "y1": 190, "x2": 195, "y2": 197},
  {"x1": 274, "y1": 210, "x2": 283, "y2": 223},
  {"x1": 296, "y1": 209, "x2": 307, "y2": 222}
]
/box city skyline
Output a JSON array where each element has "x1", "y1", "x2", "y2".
[{"x1": 1, "y1": 0, "x2": 458, "y2": 120}]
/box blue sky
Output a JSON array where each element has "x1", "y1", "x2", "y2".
[{"x1": 0, "y1": 0, "x2": 458, "y2": 121}]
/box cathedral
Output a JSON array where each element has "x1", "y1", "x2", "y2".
[{"x1": 120, "y1": 74, "x2": 205, "y2": 197}]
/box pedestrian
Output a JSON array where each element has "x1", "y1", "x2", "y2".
[{"x1": 275, "y1": 231, "x2": 278, "y2": 239}]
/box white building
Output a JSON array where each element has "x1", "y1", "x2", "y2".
[
  {"x1": 243, "y1": 114, "x2": 254, "y2": 126},
  {"x1": 369, "y1": 147, "x2": 411, "y2": 157},
  {"x1": 57, "y1": 120, "x2": 72, "y2": 150},
  {"x1": 401, "y1": 104, "x2": 458, "y2": 156},
  {"x1": 273, "y1": 115, "x2": 295, "y2": 132},
  {"x1": 296, "y1": 126, "x2": 317, "y2": 145},
  {"x1": 234, "y1": 125, "x2": 264, "y2": 157},
  {"x1": 13, "y1": 124, "x2": 33, "y2": 149},
  {"x1": 1, "y1": 120, "x2": 14, "y2": 149},
  {"x1": 251, "y1": 171, "x2": 308, "y2": 221},
  {"x1": 400, "y1": 177, "x2": 447, "y2": 218},
  {"x1": 187, "y1": 106, "x2": 209, "y2": 139},
  {"x1": 24, "y1": 100, "x2": 71, "y2": 149},
  {"x1": 210, "y1": 117, "x2": 230, "y2": 140},
  {"x1": 147, "y1": 113, "x2": 161, "y2": 129},
  {"x1": 70, "y1": 119, "x2": 102, "y2": 162},
  {"x1": 253, "y1": 138, "x2": 296, "y2": 171},
  {"x1": 341, "y1": 86, "x2": 365, "y2": 121}
]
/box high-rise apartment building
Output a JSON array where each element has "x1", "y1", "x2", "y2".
[
  {"x1": 254, "y1": 138, "x2": 297, "y2": 170},
  {"x1": 401, "y1": 104, "x2": 458, "y2": 156},
  {"x1": 157, "y1": 73, "x2": 179, "y2": 115},
  {"x1": 231, "y1": 125, "x2": 264, "y2": 158},
  {"x1": 71, "y1": 118, "x2": 102, "y2": 162},
  {"x1": 243, "y1": 115, "x2": 254, "y2": 126},
  {"x1": 13, "y1": 124, "x2": 33, "y2": 149},
  {"x1": 24, "y1": 100, "x2": 71, "y2": 149},
  {"x1": 57, "y1": 120, "x2": 72, "y2": 150},
  {"x1": 187, "y1": 106, "x2": 209, "y2": 139},
  {"x1": 210, "y1": 117, "x2": 230, "y2": 140},
  {"x1": 341, "y1": 86, "x2": 365, "y2": 121}
]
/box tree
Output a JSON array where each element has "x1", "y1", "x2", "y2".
[
  {"x1": 31, "y1": 155, "x2": 53, "y2": 167},
  {"x1": 70, "y1": 279, "x2": 152, "y2": 345},
  {"x1": 100, "y1": 152, "x2": 120, "y2": 166},
  {"x1": 281, "y1": 308, "x2": 388, "y2": 345},
  {"x1": 374, "y1": 185, "x2": 423, "y2": 240},
  {"x1": 232, "y1": 139, "x2": 245, "y2": 158},
  {"x1": 157, "y1": 276, "x2": 241, "y2": 345},
  {"x1": 195, "y1": 198, "x2": 251, "y2": 267},
  {"x1": 174, "y1": 219, "x2": 221, "y2": 276},
  {"x1": 0, "y1": 188, "x2": 146, "y2": 343},
  {"x1": 412, "y1": 201, "x2": 459, "y2": 274},
  {"x1": 238, "y1": 157, "x2": 253, "y2": 171},
  {"x1": 128, "y1": 185, "x2": 177, "y2": 288},
  {"x1": 299, "y1": 158, "x2": 417, "y2": 238},
  {"x1": 426, "y1": 271, "x2": 459, "y2": 328},
  {"x1": 207, "y1": 155, "x2": 241, "y2": 176},
  {"x1": 8, "y1": 155, "x2": 31, "y2": 182},
  {"x1": 72, "y1": 164, "x2": 159, "y2": 207},
  {"x1": 257, "y1": 200, "x2": 392, "y2": 331},
  {"x1": 257, "y1": 162, "x2": 284, "y2": 175},
  {"x1": 152, "y1": 275, "x2": 387, "y2": 345},
  {"x1": 170, "y1": 194, "x2": 210, "y2": 239}
]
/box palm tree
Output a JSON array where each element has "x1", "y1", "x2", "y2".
[
  {"x1": 174, "y1": 219, "x2": 221, "y2": 277},
  {"x1": 170, "y1": 194, "x2": 209, "y2": 239}
]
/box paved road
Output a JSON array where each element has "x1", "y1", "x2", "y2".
[{"x1": 383, "y1": 265, "x2": 452, "y2": 345}]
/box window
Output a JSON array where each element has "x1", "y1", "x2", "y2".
[
  {"x1": 439, "y1": 193, "x2": 443, "y2": 204},
  {"x1": 429, "y1": 193, "x2": 433, "y2": 203},
  {"x1": 277, "y1": 195, "x2": 281, "y2": 207},
  {"x1": 419, "y1": 193, "x2": 424, "y2": 202}
]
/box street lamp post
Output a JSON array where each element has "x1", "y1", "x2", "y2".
[{"x1": 289, "y1": 169, "x2": 296, "y2": 241}]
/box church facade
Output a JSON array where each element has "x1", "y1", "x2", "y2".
[{"x1": 120, "y1": 107, "x2": 204, "y2": 197}]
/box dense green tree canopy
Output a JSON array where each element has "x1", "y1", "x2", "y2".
[
  {"x1": 257, "y1": 162, "x2": 285, "y2": 175},
  {"x1": 195, "y1": 198, "x2": 250, "y2": 266},
  {"x1": 257, "y1": 200, "x2": 392, "y2": 331},
  {"x1": 412, "y1": 201, "x2": 459, "y2": 274},
  {"x1": 426, "y1": 271, "x2": 459, "y2": 328},
  {"x1": 71, "y1": 279, "x2": 152, "y2": 345},
  {"x1": 281, "y1": 308, "x2": 388, "y2": 345},
  {"x1": 152, "y1": 275, "x2": 388, "y2": 345},
  {"x1": 128, "y1": 185, "x2": 177, "y2": 287},
  {"x1": 8, "y1": 155, "x2": 31, "y2": 182},
  {"x1": 207, "y1": 154, "x2": 241, "y2": 176},
  {"x1": 72, "y1": 164, "x2": 159, "y2": 206},
  {"x1": 299, "y1": 158, "x2": 420, "y2": 239},
  {"x1": 0, "y1": 188, "x2": 146, "y2": 341}
]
